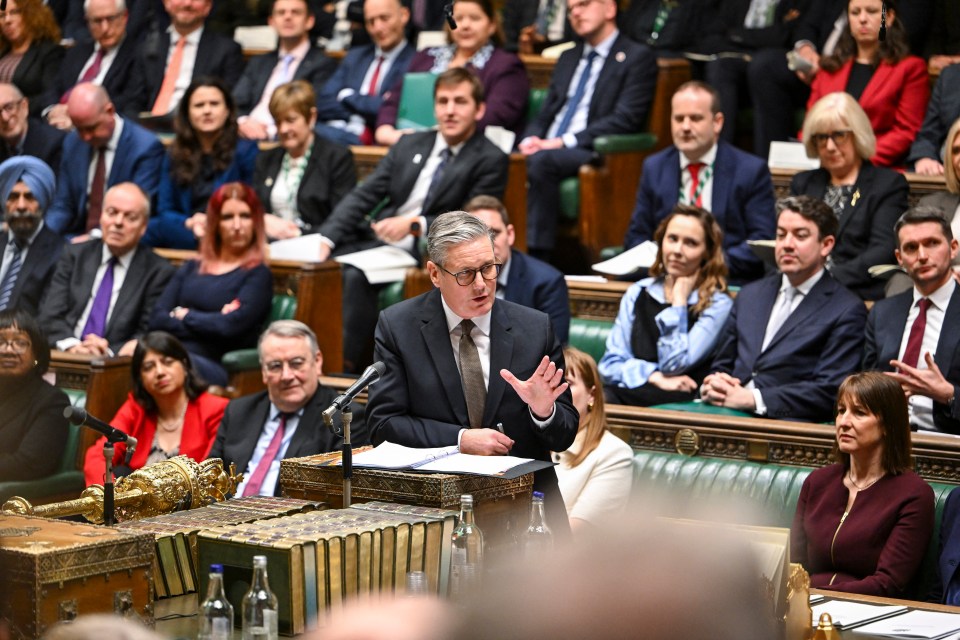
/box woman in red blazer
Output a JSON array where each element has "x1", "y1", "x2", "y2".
[
  {"x1": 791, "y1": 372, "x2": 934, "y2": 597},
  {"x1": 83, "y1": 332, "x2": 228, "y2": 486},
  {"x1": 806, "y1": 0, "x2": 929, "y2": 167}
]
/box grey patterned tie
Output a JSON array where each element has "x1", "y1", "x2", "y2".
[
  {"x1": 0, "y1": 240, "x2": 23, "y2": 311},
  {"x1": 459, "y1": 319, "x2": 486, "y2": 428}
]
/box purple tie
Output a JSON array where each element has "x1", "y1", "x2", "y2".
[{"x1": 81, "y1": 256, "x2": 117, "y2": 339}]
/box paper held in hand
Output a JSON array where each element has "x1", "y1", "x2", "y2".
[{"x1": 336, "y1": 441, "x2": 554, "y2": 478}]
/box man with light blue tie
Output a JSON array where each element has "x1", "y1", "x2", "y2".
[
  {"x1": 233, "y1": 0, "x2": 337, "y2": 141},
  {"x1": 209, "y1": 320, "x2": 368, "y2": 497},
  {"x1": 519, "y1": 0, "x2": 656, "y2": 259}
]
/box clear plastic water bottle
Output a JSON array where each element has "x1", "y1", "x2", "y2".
[
  {"x1": 198, "y1": 564, "x2": 233, "y2": 640},
  {"x1": 449, "y1": 493, "x2": 483, "y2": 601},
  {"x1": 242, "y1": 555, "x2": 279, "y2": 640},
  {"x1": 405, "y1": 570, "x2": 429, "y2": 597},
  {"x1": 522, "y1": 491, "x2": 553, "y2": 558}
]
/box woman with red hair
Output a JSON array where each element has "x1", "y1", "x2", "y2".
[{"x1": 149, "y1": 182, "x2": 273, "y2": 386}]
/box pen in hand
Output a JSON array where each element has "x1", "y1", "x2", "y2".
[{"x1": 496, "y1": 422, "x2": 504, "y2": 434}]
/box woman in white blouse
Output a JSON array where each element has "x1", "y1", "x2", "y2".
[{"x1": 554, "y1": 347, "x2": 634, "y2": 534}]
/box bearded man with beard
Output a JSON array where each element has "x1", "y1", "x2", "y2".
[{"x1": 0, "y1": 156, "x2": 63, "y2": 315}]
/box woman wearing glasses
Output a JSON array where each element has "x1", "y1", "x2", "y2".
[
  {"x1": 790, "y1": 92, "x2": 908, "y2": 300},
  {"x1": 83, "y1": 331, "x2": 228, "y2": 487},
  {"x1": 600, "y1": 205, "x2": 731, "y2": 407},
  {"x1": 804, "y1": 0, "x2": 928, "y2": 167},
  {"x1": 0, "y1": 309, "x2": 70, "y2": 482}
]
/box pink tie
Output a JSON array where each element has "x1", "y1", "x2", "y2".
[{"x1": 242, "y1": 413, "x2": 288, "y2": 496}]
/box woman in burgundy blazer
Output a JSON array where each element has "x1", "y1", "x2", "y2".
[
  {"x1": 806, "y1": 0, "x2": 929, "y2": 167},
  {"x1": 375, "y1": 0, "x2": 529, "y2": 144},
  {"x1": 791, "y1": 372, "x2": 935, "y2": 597}
]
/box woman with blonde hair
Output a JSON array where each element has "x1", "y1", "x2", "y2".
[
  {"x1": 791, "y1": 92, "x2": 908, "y2": 300},
  {"x1": 554, "y1": 347, "x2": 633, "y2": 533},
  {"x1": 918, "y1": 117, "x2": 960, "y2": 267},
  {"x1": 600, "y1": 205, "x2": 732, "y2": 406}
]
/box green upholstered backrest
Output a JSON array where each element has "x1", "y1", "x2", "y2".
[
  {"x1": 378, "y1": 281, "x2": 407, "y2": 311},
  {"x1": 558, "y1": 177, "x2": 580, "y2": 222},
  {"x1": 397, "y1": 72, "x2": 438, "y2": 130},
  {"x1": 568, "y1": 318, "x2": 612, "y2": 364},
  {"x1": 527, "y1": 87, "x2": 547, "y2": 123},
  {"x1": 271, "y1": 295, "x2": 297, "y2": 322},
  {"x1": 630, "y1": 448, "x2": 958, "y2": 599}
]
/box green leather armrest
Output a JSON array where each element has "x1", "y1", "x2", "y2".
[
  {"x1": 222, "y1": 348, "x2": 260, "y2": 372},
  {"x1": 594, "y1": 133, "x2": 657, "y2": 154}
]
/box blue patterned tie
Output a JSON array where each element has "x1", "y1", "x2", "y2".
[
  {"x1": 424, "y1": 147, "x2": 453, "y2": 210},
  {"x1": 556, "y1": 50, "x2": 599, "y2": 137},
  {"x1": 0, "y1": 240, "x2": 23, "y2": 311}
]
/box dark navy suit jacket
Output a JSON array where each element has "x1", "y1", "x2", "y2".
[
  {"x1": 710, "y1": 271, "x2": 867, "y2": 422},
  {"x1": 38, "y1": 240, "x2": 174, "y2": 354},
  {"x1": 503, "y1": 249, "x2": 570, "y2": 345},
  {"x1": 0, "y1": 225, "x2": 64, "y2": 316},
  {"x1": 624, "y1": 141, "x2": 776, "y2": 283},
  {"x1": 367, "y1": 289, "x2": 578, "y2": 531},
  {"x1": 44, "y1": 118, "x2": 166, "y2": 236},
  {"x1": 0, "y1": 118, "x2": 65, "y2": 176},
  {"x1": 908, "y1": 64, "x2": 960, "y2": 167},
  {"x1": 315, "y1": 42, "x2": 415, "y2": 129},
  {"x1": 39, "y1": 35, "x2": 140, "y2": 115},
  {"x1": 863, "y1": 285, "x2": 960, "y2": 434},
  {"x1": 933, "y1": 487, "x2": 960, "y2": 604},
  {"x1": 233, "y1": 46, "x2": 337, "y2": 116},
  {"x1": 209, "y1": 386, "x2": 367, "y2": 497},
  {"x1": 524, "y1": 33, "x2": 656, "y2": 148}
]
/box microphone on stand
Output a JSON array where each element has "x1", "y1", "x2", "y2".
[
  {"x1": 322, "y1": 361, "x2": 386, "y2": 423},
  {"x1": 63, "y1": 406, "x2": 138, "y2": 463}
]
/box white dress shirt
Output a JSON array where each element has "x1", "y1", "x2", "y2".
[
  {"x1": 899, "y1": 278, "x2": 955, "y2": 431},
  {"x1": 679, "y1": 143, "x2": 718, "y2": 213},
  {"x1": 547, "y1": 29, "x2": 618, "y2": 147}
]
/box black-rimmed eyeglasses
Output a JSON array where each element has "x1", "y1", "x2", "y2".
[{"x1": 438, "y1": 262, "x2": 501, "y2": 286}]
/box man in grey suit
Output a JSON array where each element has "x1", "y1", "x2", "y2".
[
  {"x1": 313, "y1": 67, "x2": 509, "y2": 372},
  {"x1": 368, "y1": 211, "x2": 578, "y2": 532},
  {"x1": 234, "y1": 0, "x2": 337, "y2": 141},
  {"x1": 39, "y1": 182, "x2": 173, "y2": 357},
  {"x1": 209, "y1": 320, "x2": 368, "y2": 497}
]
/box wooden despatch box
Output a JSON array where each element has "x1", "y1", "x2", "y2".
[
  {"x1": 0, "y1": 514, "x2": 155, "y2": 639},
  {"x1": 279, "y1": 452, "x2": 534, "y2": 554}
]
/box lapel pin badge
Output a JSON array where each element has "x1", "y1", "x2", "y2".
[
  {"x1": 851, "y1": 189, "x2": 861, "y2": 206},
  {"x1": 264, "y1": 177, "x2": 273, "y2": 187},
  {"x1": 616, "y1": 51, "x2": 625, "y2": 62},
  {"x1": 413, "y1": 153, "x2": 423, "y2": 164}
]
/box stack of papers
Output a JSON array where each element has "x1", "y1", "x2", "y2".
[
  {"x1": 851, "y1": 610, "x2": 960, "y2": 639},
  {"x1": 591, "y1": 241, "x2": 658, "y2": 276},
  {"x1": 811, "y1": 601, "x2": 908, "y2": 630},
  {"x1": 341, "y1": 441, "x2": 554, "y2": 479}
]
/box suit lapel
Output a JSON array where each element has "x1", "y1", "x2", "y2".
[
  {"x1": 589, "y1": 37, "x2": 623, "y2": 116},
  {"x1": 839, "y1": 164, "x2": 874, "y2": 239},
  {"x1": 710, "y1": 144, "x2": 733, "y2": 225},
  {"x1": 397, "y1": 132, "x2": 439, "y2": 210},
  {"x1": 763, "y1": 275, "x2": 831, "y2": 352},
  {"x1": 237, "y1": 394, "x2": 273, "y2": 474},
  {"x1": 936, "y1": 287, "x2": 960, "y2": 370},
  {"x1": 104, "y1": 245, "x2": 143, "y2": 335},
  {"x1": 108, "y1": 123, "x2": 132, "y2": 185},
  {"x1": 484, "y1": 301, "x2": 513, "y2": 426},
  {"x1": 286, "y1": 391, "x2": 324, "y2": 459},
  {"x1": 750, "y1": 277, "x2": 781, "y2": 357},
  {"x1": 420, "y1": 291, "x2": 471, "y2": 426}
]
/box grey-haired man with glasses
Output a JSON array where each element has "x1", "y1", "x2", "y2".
[
  {"x1": 209, "y1": 319, "x2": 369, "y2": 497},
  {"x1": 367, "y1": 211, "x2": 578, "y2": 535}
]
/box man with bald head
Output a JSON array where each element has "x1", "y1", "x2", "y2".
[
  {"x1": 0, "y1": 157, "x2": 64, "y2": 315},
  {"x1": 0, "y1": 83, "x2": 65, "y2": 173},
  {"x1": 314, "y1": 0, "x2": 414, "y2": 146},
  {"x1": 39, "y1": 182, "x2": 173, "y2": 357},
  {"x1": 44, "y1": 83, "x2": 164, "y2": 239}
]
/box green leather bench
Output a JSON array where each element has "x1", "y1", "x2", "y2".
[
  {"x1": 631, "y1": 449, "x2": 957, "y2": 600},
  {"x1": 0, "y1": 388, "x2": 86, "y2": 504},
  {"x1": 220, "y1": 294, "x2": 299, "y2": 389}
]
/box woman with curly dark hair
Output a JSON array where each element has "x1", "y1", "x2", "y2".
[
  {"x1": 83, "y1": 331, "x2": 228, "y2": 486},
  {"x1": 0, "y1": 0, "x2": 63, "y2": 115},
  {"x1": 805, "y1": 0, "x2": 928, "y2": 167},
  {"x1": 145, "y1": 77, "x2": 259, "y2": 249}
]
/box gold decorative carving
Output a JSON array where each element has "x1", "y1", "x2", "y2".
[
  {"x1": 2, "y1": 457, "x2": 241, "y2": 523},
  {"x1": 674, "y1": 429, "x2": 700, "y2": 456}
]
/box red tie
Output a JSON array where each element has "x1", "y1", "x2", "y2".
[
  {"x1": 85, "y1": 147, "x2": 107, "y2": 233},
  {"x1": 688, "y1": 162, "x2": 705, "y2": 206},
  {"x1": 61, "y1": 48, "x2": 106, "y2": 103},
  {"x1": 242, "y1": 413, "x2": 288, "y2": 496},
  {"x1": 901, "y1": 298, "x2": 931, "y2": 368},
  {"x1": 359, "y1": 56, "x2": 386, "y2": 146}
]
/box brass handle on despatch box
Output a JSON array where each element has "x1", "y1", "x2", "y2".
[
  {"x1": 114, "y1": 590, "x2": 133, "y2": 615},
  {"x1": 58, "y1": 600, "x2": 77, "y2": 622}
]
